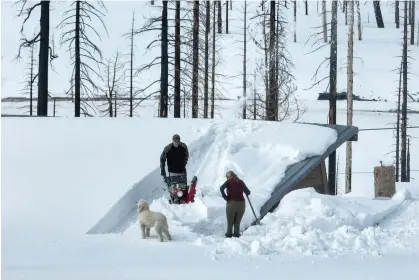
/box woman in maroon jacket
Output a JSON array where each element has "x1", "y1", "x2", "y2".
[{"x1": 220, "y1": 171, "x2": 251, "y2": 238}]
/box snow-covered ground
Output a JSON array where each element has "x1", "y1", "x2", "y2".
[{"x1": 2, "y1": 116, "x2": 419, "y2": 280}]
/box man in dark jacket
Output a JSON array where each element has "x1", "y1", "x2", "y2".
[
  {"x1": 220, "y1": 171, "x2": 251, "y2": 238},
  {"x1": 160, "y1": 134, "x2": 189, "y2": 183}
]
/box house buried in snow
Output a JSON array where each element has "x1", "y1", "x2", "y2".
[
  {"x1": 86, "y1": 122, "x2": 359, "y2": 235},
  {"x1": 257, "y1": 123, "x2": 359, "y2": 224}
]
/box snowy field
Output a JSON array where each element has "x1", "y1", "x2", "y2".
[
  {"x1": 2, "y1": 1, "x2": 419, "y2": 279},
  {"x1": 2, "y1": 116, "x2": 419, "y2": 280}
]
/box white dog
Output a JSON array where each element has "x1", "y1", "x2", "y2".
[{"x1": 137, "y1": 200, "x2": 172, "y2": 242}]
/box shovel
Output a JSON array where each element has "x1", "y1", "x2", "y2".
[{"x1": 245, "y1": 194, "x2": 261, "y2": 225}]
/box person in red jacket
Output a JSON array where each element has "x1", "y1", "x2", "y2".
[{"x1": 219, "y1": 171, "x2": 251, "y2": 238}]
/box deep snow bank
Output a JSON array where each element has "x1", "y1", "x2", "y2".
[
  {"x1": 206, "y1": 187, "x2": 413, "y2": 259},
  {"x1": 146, "y1": 120, "x2": 338, "y2": 235}
]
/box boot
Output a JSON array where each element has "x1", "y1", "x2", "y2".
[{"x1": 225, "y1": 233, "x2": 233, "y2": 238}]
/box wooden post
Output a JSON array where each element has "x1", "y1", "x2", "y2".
[{"x1": 374, "y1": 163, "x2": 396, "y2": 198}]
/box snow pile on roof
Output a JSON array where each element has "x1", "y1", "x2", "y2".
[{"x1": 144, "y1": 120, "x2": 338, "y2": 235}]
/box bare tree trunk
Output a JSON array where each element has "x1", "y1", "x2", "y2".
[
  {"x1": 114, "y1": 90, "x2": 117, "y2": 117},
  {"x1": 356, "y1": 0, "x2": 362, "y2": 40},
  {"x1": 174, "y1": 1, "x2": 181, "y2": 118},
  {"x1": 328, "y1": 0, "x2": 338, "y2": 195},
  {"x1": 401, "y1": 0, "x2": 408, "y2": 181},
  {"x1": 407, "y1": 138, "x2": 410, "y2": 181},
  {"x1": 192, "y1": 0, "x2": 199, "y2": 118},
  {"x1": 345, "y1": 0, "x2": 348, "y2": 25},
  {"x1": 160, "y1": 1, "x2": 168, "y2": 117},
  {"x1": 129, "y1": 13, "x2": 134, "y2": 117},
  {"x1": 411, "y1": 1, "x2": 415, "y2": 44},
  {"x1": 267, "y1": 0, "x2": 276, "y2": 121},
  {"x1": 409, "y1": 0, "x2": 412, "y2": 25},
  {"x1": 305, "y1": 0, "x2": 308, "y2": 15},
  {"x1": 253, "y1": 70, "x2": 257, "y2": 120},
  {"x1": 218, "y1": 1, "x2": 222, "y2": 33},
  {"x1": 204, "y1": 1, "x2": 210, "y2": 118},
  {"x1": 243, "y1": 0, "x2": 247, "y2": 119},
  {"x1": 226, "y1": 0, "x2": 229, "y2": 33},
  {"x1": 74, "y1": 0, "x2": 81, "y2": 117},
  {"x1": 211, "y1": 1, "x2": 216, "y2": 118},
  {"x1": 373, "y1": 1, "x2": 385, "y2": 28},
  {"x1": 396, "y1": 0, "x2": 400, "y2": 28},
  {"x1": 30, "y1": 45, "x2": 34, "y2": 116},
  {"x1": 396, "y1": 59, "x2": 402, "y2": 182},
  {"x1": 345, "y1": 0, "x2": 354, "y2": 194},
  {"x1": 322, "y1": 0, "x2": 328, "y2": 43},
  {"x1": 230, "y1": 0, "x2": 232, "y2": 10},
  {"x1": 37, "y1": 0, "x2": 50, "y2": 116},
  {"x1": 293, "y1": 0, "x2": 297, "y2": 42}
]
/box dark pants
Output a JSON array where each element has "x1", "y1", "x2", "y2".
[{"x1": 226, "y1": 200, "x2": 245, "y2": 236}]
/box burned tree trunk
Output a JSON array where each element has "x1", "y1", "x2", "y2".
[
  {"x1": 174, "y1": 1, "x2": 181, "y2": 118},
  {"x1": 356, "y1": 0, "x2": 362, "y2": 40},
  {"x1": 329, "y1": 0, "x2": 338, "y2": 194},
  {"x1": 345, "y1": 0, "x2": 354, "y2": 194},
  {"x1": 211, "y1": 1, "x2": 216, "y2": 119},
  {"x1": 396, "y1": 0, "x2": 400, "y2": 28},
  {"x1": 192, "y1": 0, "x2": 199, "y2": 118},
  {"x1": 266, "y1": 0, "x2": 277, "y2": 121},
  {"x1": 396, "y1": 59, "x2": 402, "y2": 182},
  {"x1": 204, "y1": 1, "x2": 210, "y2": 118},
  {"x1": 411, "y1": 1, "x2": 415, "y2": 45},
  {"x1": 38, "y1": 1, "x2": 50, "y2": 116},
  {"x1": 74, "y1": 0, "x2": 81, "y2": 117},
  {"x1": 373, "y1": 1, "x2": 385, "y2": 28},
  {"x1": 218, "y1": 1, "x2": 222, "y2": 33},
  {"x1": 226, "y1": 0, "x2": 229, "y2": 33},
  {"x1": 129, "y1": 13, "x2": 134, "y2": 117},
  {"x1": 322, "y1": 0, "x2": 328, "y2": 43},
  {"x1": 401, "y1": 0, "x2": 408, "y2": 181},
  {"x1": 243, "y1": 0, "x2": 247, "y2": 119},
  {"x1": 160, "y1": 1, "x2": 168, "y2": 117}
]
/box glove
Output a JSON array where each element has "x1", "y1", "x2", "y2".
[
  {"x1": 161, "y1": 168, "x2": 166, "y2": 177},
  {"x1": 163, "y1": 176, "x2": 168, "y2": 184}
]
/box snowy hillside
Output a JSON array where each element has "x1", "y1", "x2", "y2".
[{"x1": 2, "y1": 117, "x2": 419, "y2": 279}]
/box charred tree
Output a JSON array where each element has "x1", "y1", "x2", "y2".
[
  {"x1": 211, "y1": 1, "x2": 216, "y2": 118},
  {"x1": 345, "y1": 0, "x2": 354, "y2": 194},
  {"x1": 99, "y1": 52, "x2": 126, "y2": 117},
  {"x1": 356, "y1": 0, "x2": 362, "y2": 40},
  {"x1": 305, "y1": 0, "x2": 308, "y2": 15},
  {"x1": 411, "y1": 1, "x2": 415, "y2": 44},
  {"x1": 17, "y1": 44, "x2": 39, "y2": 115},
  {"x1": 396, "y1": 0, "x2": 400, "y2": 28},
  {"x1": 266, "y1": 0, "x2": 277, "y2": 121},
  {"x1": 243, "y1": 0, "x2": 247, "y2": 119},
  {"x1": 322, "y1": 0, "x2": 328, "y2": 43},
  {"x1": 192, "y1": 1, "x2": 200, "y2": 118},
  {"x1": 204, "y1": 1, "x2": 210, "y2": 118},
  {"x1": 329, "y1": 0, "x2": 338, "y2": 195},
  {"x1": 130, "y1": 14, "x2": 135, "y2": 116},
  {"x1": 396, "y1": 59, "x2": 402, "y2": 182},
  {"x1": 226, "y1": 0, "x2": 229, "y2": 33},
  {"x1": 15, "y1": 0, "x2": 56, "y2": 116},
  {"x1": 401, "y1": 0, "x2": 408, "y2": 181},
  {"x1": 160, "y1": 1, "x2": 169, "y2": 117},
  {"x1": 218, "y1": 1, "x2": 222, "y2": 33},
  {"x1": 59, "y1": 0, "x2": 107, "y2": 117},
  {"x1": 373, "y1": 1, "x2": 385, "y2": 28},
  {"x1": 174, "y1": 1, "x2": 181, "y2": 118}
]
